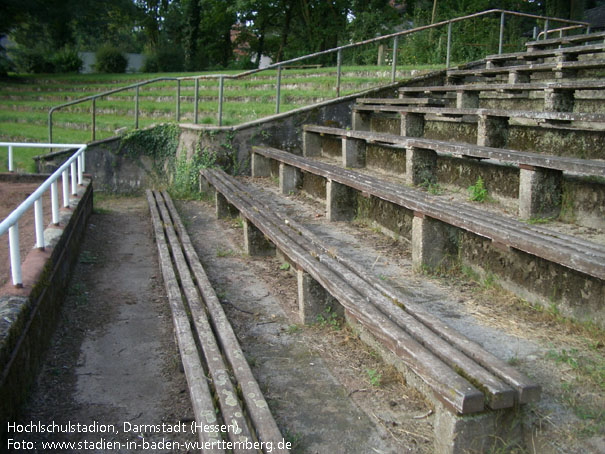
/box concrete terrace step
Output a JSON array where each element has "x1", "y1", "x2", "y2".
[
  {"x1": 251, "y1": 145, "x2": 605, "y2": 282},
  {"x1": 447, "y1": 58, "x2": 605, "y2": 80},
  {"x1": 147, "y1": 190, "x2": 288, "y2": 453},
  {"x1": 199, "y1": 169, "x2": 543, "y2": 447},
  {"x1": 525, "y1": 30, "x2": 605, "y2": 50},
  {"x1": 304, "y1": 124, "x2": 605, "y2": 177},
  {"x1": 485, "y1": 42, "x2": 605, "y2": 64}
]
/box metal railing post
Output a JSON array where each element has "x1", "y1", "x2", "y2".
[
  {"x1": 587, "y1": 25, "x2": 591, "y2": 34},
  {"x1": 218, "y1": 76, "x2": 224, "y2": 126},
  {"x1": 135, "y1": 85, "x2": 140, "y2": 129},
  {"x1": 51, "y1": 180, "x2": 59, "y2": 225},
  {"x1": 275, "y1": 65, "x2": 282, "y2": 114},
  {"x1": 8, "y1": 145, "x2": 13, "y2": 172},
  {"x1": 34, "y1": 199, "x2": 44, "y2": 250},
  {"x1": 48, "y1": 111, "x2": 53, "y2": 144},
  {"x1": 499, "y1": 12, "x2": 505, "y2": 54},
  {"x1": 8, "y1": 224, "x2": 22, "y2": 287},
  {"x1": 391, "y1": 36, "x2": 398, "y2": 82},
  {"x1": 77, "y1": 154, "x2": 83, "y2": 185},
  {"x1": 176, "y1": 80, "x2": 181, "y2": 122},
  {"x1": 91, "y1": 98, "x2": 96, "y2": 142},
  {"x1": 446, "y1": 22, "x2": 452, "y2": 68},
  {"x1": 70, "y1": 161, "x2": 77, "y2": 195},
  {"x1": 533, "y1": 26, "x2": 538, "y2": 39},
  {"x1": 336, "y1": 49, "x2": 342, "y2": 97},
  {"x1": 194, "y1": 78, "x2": 199, "y2": 124},
  {"x1": 544, "y1": 19, "x2": 549, "y2": 39},
  {"x1": 62, "y1": 169, "x2": 69, "y2": 207}
]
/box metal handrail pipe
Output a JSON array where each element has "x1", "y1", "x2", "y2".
[
  {"x1": 536, "y1": 24, "x2": 587, "y2": 40},
  {"x1": 177, "y1": 9, "x2": 589, "y2": 82},
  {"x1": 0, "y1": 142, "x2": 87, "y2": 286},
  {"x1": 0, "y1": 143, "x2": 86, "y2": 235}
]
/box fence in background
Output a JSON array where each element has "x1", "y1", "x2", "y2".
[
  {"x1": 48, "y1": 9, "x2": 589, "y2": 141},
  {"x1": 0, "y1": 142, "x2": 87, "y2": 287}
]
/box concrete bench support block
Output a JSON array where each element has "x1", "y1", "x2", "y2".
[
  {"x1": 405, "y1": 146, "x2": 437, "y2": 186},
  {"x1": 327, "y1": 179, "x2": 358, "y2": 222},
  {"x1": 243, "y1": 218, "x2": 275, "y2": 256},
  {"x1": 400, "y1": 112, "x2": 425, "y2": 137},
  {"x1": 412, "y1": 214, "x2": 456, "y2": 271},
  {"x1": 303, "y1": 130, "x2": 322, "y2": 157},
  {"x1": 434, "y1": 406, "x2": 524, "y2": 454},
  {"x1": 456, "y1": 91, "x2": 479, "y2": 109},
  {"x1": 477, "y1": 114, "x2": 509, "y2": 148},
  {"x1": 216, "y1": 192, "x2": 238, "y2": 219},
  {"x1": 508, "y1": 70, "x2": 530, "y2": 84},
  {"x1": 252, "y1": 152, "x2": 273, "y2": 177},
  {"x1": 279, "y1": 162, "x2": 302, "y2": 195},
  {"x1": 297, "y1": 269, "x2": 338, "y2": 325},
  {"x1": 352, "y1": 110, "x2": 371, "y2": 131},
  {"x1": 544, "y1": 88, "x2": 574, "y2": 112},
  {"x1": 519, "y1": 165, "x2": 563, "y2": 219},
  {"x1": 342, "y1": 137, "x2": 366, "y2": 168}
]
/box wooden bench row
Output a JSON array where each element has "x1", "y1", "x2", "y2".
[
  {"x1": 200, "y1": 167, "x2": 540, "y2": 418},
  {"x1": 399, "y1": 80, "x2": 605, "y2": 111},
  {"x1": 303, "y1": 124, "x2": 605, "y2": 219},
  {"x1": 251, "y1": 145, "x2": 605, "y2": 282},
  {"x1": 525, "y1": 30, "x2": 605, "y2": 51},
  {"x1": 147, "y1": 189, "x2": 288, "y2": 454},
  {"x1": 447, "y1": 58, "x2": 605, "y2": 83},
  {"x1": 485, "y1": 42, "x2": 605, "y2": 66}
]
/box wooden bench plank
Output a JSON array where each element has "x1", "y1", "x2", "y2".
[
  {"x1": 357, "y1": 97, "x2": 446, "y2": 106},
  {"x1": 202, "y1": 168, "x2": 486, "y2": 415},
  {"x1": 252, "y1": 146, "x2": 605, "y2": 280},
  {"x1": 233, "y1": 174, "x2": 540, "y2": 404},
  {"x1": 399, "y1": 80, "x2": 605, "y2": 93},
  {"x1": 160, "y1": 191, "x2": 289, "y2": 452},
  {"x1": 147, "y1": 190, "x2": 226, "y2": 452},
  {"x1": 448, "y1": 58, "x2": 605, "y2": 78},
  {"x1": 525, "y1": 31, "x2": 605, "y2": 49},
  {"x1": 305, "y1": 124, "x2": 605, "y2": 177},
  {"x1": 486, "y1": 42, "x2": 605, "y2": 63}
]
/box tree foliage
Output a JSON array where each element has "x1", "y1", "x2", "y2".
[{"x1": 2, "y1": 0, "x2": 594, "y2": 74}]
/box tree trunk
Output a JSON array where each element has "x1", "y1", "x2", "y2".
[{"x1": 276, "y1": 1, "x2": 293, "y2": 62}]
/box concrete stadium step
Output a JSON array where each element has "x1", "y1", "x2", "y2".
[
  {"x1": 447, "y1": 58, "x2": 605, "y2": 83},
  {"x1": 399, "y1": 80, "x2": 605, "y2": 112},
  {"x1": 200, "y1": 166, "x2": 540, "y2": 453},
  {"x1": 302, "y1": 124, "x2": 605, "y2": 221},
  {"x1": 485, "y1": 42, "x2": 605, "y2": 65},
  {"x1": 250, "y1": 145, "x2": 605, "y2": 326},
  {"x1": 525, "y1": 30, "x2": 605, "y2": 51},
  {"x1": 147, "y1": 190, "x2": 288, "y2": 454}
]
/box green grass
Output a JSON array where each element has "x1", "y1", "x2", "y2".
[{"x1": 0, "y1": 64, "x2": 442, "y2": 171}]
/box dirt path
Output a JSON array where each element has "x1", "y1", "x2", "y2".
[{"x1": 11, "y1": 196, "x2": 196, "y2": 453}]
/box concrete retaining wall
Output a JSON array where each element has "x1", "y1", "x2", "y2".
[{"x1": 0, "y1": 178, "x2": 93, "y2": 443}]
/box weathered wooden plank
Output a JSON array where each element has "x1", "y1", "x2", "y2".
[
  {"x1": 222, "y1": 174, "x2": 541, "y2": 405},
  {"x1": 399, "y1": 80, "x2": 605, "y2": 93},
  {"x1": 448, "y1": 59, "x2": 605, "y2": 77},
  {"x1": 357, "y1": 97, "x2": 446, "y2": 106},
  {"x1": 525, "y1": 31, "x2": 605, "y2": 49},
  {"x1": 146, "y1": 190, "x2": 226, "y2": 453},
  {"x1": 252, "y1": 146, "x2": 605, "y2": 280},
  {"x1": 487, "y1": 42, "x2": 605, "y2": 62},
  {"x1": 219, "y1": 174, "x2": 518, "y2": 410},
  {"x1": 352, "y1": 105, "x2": 605, "y2": 124},
  {"x1": 160, "y1": 192, "x2": 289, "y2": 454},
  {"x1": 152, "y1": 191, "x2": 255, "y2": 453},
  {"x1": 202, "y1": 169, "x2": 485, "y2": 415}
]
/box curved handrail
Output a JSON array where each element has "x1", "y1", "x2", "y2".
[{"x1": 48, "y1": 9, "x2": 590, "y2": 141}]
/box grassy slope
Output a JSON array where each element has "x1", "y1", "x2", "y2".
[{"x1": 0, "y1": 65, "x2": 442, "y2": 171}]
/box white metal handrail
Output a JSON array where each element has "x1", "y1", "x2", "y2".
[{"x1": 0, "y1": 142, "x2": 87, "y2": 287}]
